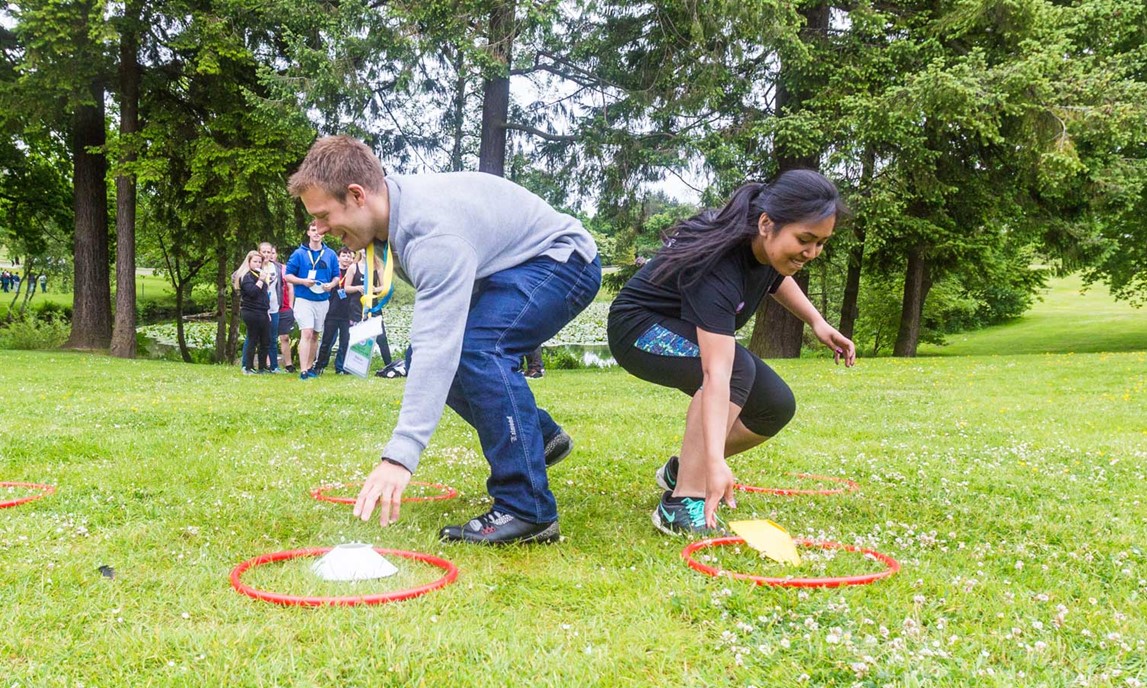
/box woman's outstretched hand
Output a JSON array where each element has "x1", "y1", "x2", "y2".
[
  {"x1": 812, "y1": 321, "x2": 857, "y2": 367},
  {"x1": 705, "y1": 460, "x2": 737, "y2": 528}
]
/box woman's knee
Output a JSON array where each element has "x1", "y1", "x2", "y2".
[{"x1": 741, "y1": 363, "x2": 796, "y2": 437}]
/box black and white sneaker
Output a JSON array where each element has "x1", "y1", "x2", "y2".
[
  {"x1": 543, "y1": 430, "x2": 573, "y2": 467},
  {"x1": 655, "y1": 456, "x2": 679, "y2": 491},
  {"x1": 439, "y1": 509, "x2": 560, "y2": 545},
  {"x1": 376, "y1": 359, "x2": 408, "y2": 378}
]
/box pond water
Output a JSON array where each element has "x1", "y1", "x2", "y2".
[{"x1": 549, "y1": 344, "x2": 616, "y2": 368}]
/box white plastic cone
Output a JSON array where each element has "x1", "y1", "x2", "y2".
[{"x1": 312, "y1": 543, "x2": 398, "y2": 582}]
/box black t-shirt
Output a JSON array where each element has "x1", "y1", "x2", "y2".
[
  {"x1": 325, "y1": 273, "x2": 354, "y2": 322},
  {"x1": 612, "y1": 243, "x2": 785, "y2": 336}
]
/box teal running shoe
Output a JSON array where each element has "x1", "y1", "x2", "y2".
[
  {"x1": 651, "y1": 490, "x2": 723, "y2": 537},
  {"x1": 655, "y1": 456, "x2": 679, "y2": 491}
]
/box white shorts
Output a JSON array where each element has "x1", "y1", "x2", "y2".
[{"x1": 294, "y1": 298, "x2": 329, "y2": 332}]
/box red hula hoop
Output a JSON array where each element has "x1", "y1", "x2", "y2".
[
  {"x1": 682, "y1": 536, "x2": 899, "y2": 588},
  {"x1": 0, "y1": 482, "x2": 56, "y2": 509},
  {"x1": 310, "y1": 481, "x2": 458, "y2": 505},
  {"x1": 230, "y1": 547, "x2": 459, "y2": 607},
  {"x1": 735, "y1": 473, "x2": 860, "y2": 496}
]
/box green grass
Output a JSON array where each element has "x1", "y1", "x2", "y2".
[
  {"x1": 1, "y1": 345, "x2": 1145, "y2": 686},
  {"x1": 921, "y1": 274, "x2": 1147, "y2": 356}
]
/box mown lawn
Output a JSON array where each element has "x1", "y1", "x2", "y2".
[
  {"x1": 1, "y1": 335, "x2": 1144, "y2": 685},
  {"x1": 921, "y1": 274, "x2": 1147, "y2": 356}
]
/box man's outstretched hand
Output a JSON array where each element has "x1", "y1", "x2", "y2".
[{"x1": 353, "y1": 459, "x2": 411, "y2": 526}]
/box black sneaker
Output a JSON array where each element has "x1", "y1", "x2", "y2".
[
  {"x1": 651, "y1": 491, "x2": 723, "y2": 537},
  {"x1": 376, "y1": 359, "x2": 408, "y2": 378},
  {"x1": 285, "y1": 365, "x2": 297, "y2": 373},
  {"x1": 439, "y1": 509, "x2": 560, "y2": 545},
  {"x1": 543, "y1": 430, "x2": 573, "y2": 467},
  {"x1": 524, "y1": 368, "x2": 545, "y2": 379},
  {"x1": 655, "y1": 456, "x2": 679, "y2": 491}
]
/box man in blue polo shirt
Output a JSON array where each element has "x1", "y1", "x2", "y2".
[{"x1": 284, "y1": 223, "x2": 341, "y2": 379}]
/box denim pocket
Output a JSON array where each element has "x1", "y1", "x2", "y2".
[
  {"x1": 635, "y1": 323, "x2": 701, "y2": 357},
  {"x1": 563, "y1": 256, "x2": 602, "y2": 318}
]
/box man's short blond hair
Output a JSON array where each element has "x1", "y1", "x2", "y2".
[{"x1": 287, "y1": 136, "x2": 386, "y2": 202}]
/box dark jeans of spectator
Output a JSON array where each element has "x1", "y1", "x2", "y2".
[
  {"x1": 524, "y1": 347, "x2": 543, "y2": 373},
  {"x1": 242, "y1": 311, "x2": 280, "y2": 371},
  {"x1": 376, "y1": 318, "x2": 393, "y2": 366},
  {"x1": 316, "y1": 318, "x2": 350, "y2": 373},
  {"x1": 241, "y1": 311, "x2": 272, "y2": 371}
]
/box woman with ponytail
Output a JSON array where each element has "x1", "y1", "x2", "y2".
[{"x1": 607, "y1": 169, "x2": 857, "y2": 536}]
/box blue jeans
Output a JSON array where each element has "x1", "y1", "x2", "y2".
[
  {"x1": 437, "y1": 253, "x2": 601, "y2": 523},
  {"x1": 268, "y1": 312, "x2": 280, "y2": 370}
]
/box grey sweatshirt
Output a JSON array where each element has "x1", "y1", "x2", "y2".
[{"x1": 379, "y1": 172, "x2": 598, "y2": 473}]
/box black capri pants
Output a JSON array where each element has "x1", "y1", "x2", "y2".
[{"x1": 607, "y1": 308, "x2": 796, "y2": 438}]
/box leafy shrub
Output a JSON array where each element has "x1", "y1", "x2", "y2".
[
  {"x1": 542, "y1": 346, "x2": 583, "y2": 370},
  {"x1": 0, "y1": 314, "x2": 69, "y2": 350},
  {"x1": 33, "y1": 301, "x2": 73, "y2": 322}
]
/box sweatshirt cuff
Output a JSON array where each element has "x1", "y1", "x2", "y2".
[{"x1": 382, "y1": 435, "x2": 424, "y2": 474}]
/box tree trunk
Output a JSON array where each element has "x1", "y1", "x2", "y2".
[
  {"x1": 65, "y1": 86, "x2": 112, "y2": 350},
  {"x1": 174, "y1": 282, "x2": 192, "y2": 363},
  {"x1": 213, "y1": 245, "x2": 229, "y2": 364},
  {"x1": 227, "y1": 288, "x2": 242, "y2": 363},
  {"x1": 749, "y1": 271, "x2": 810, "y2": 358},
  {"x1": 110, "y1": 4, "x2": 142, "y2": 359},
  {"x1": 450, "y1": 47, "x2": 467, "y2": 172},
  {"x1": 775, "y1": 1, "x2": 829, "y2": 173},
  {"x1": 838, "y1": 237, "x2": 865, "y2": 340},
  {"x1": 222, "y1": 245, "x2": 242, "y2": 363},
  {"x1": 478, "y1": 1, "x2": 514, "y2": 177},
  {"x1": 838, "y1": 147, "x2": 874, "y2": 341},
  {"x1": 747, "y1": 1, "x2": 830, "y2": 359},
  {"x1": 893, "y1": 247, "x2": 932, "y2": 357}
]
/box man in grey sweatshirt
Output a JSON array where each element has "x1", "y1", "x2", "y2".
[{"x1": 288, "y1": 136, "x2": 601, "y2": 544}]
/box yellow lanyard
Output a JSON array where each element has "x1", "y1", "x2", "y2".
[{"x1": 363, "y1": 241, "x2": 395, "y2": 317}]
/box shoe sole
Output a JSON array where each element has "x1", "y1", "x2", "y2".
[
  {"x1": 651, "y1": 504, "x2": 723, "y2": 538},
  {"x1": 544, "y1": 436, "x2": 573, "y2": 468},
  {"x1": 655, "y1": 464, "x2": 674, "y2": 492},
  {"x1": 441, "y1": 521, "x2": 561, "y2": 545},
  {"x1": 651, "y1": 507, "x2": 685, "y2": 537}
]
